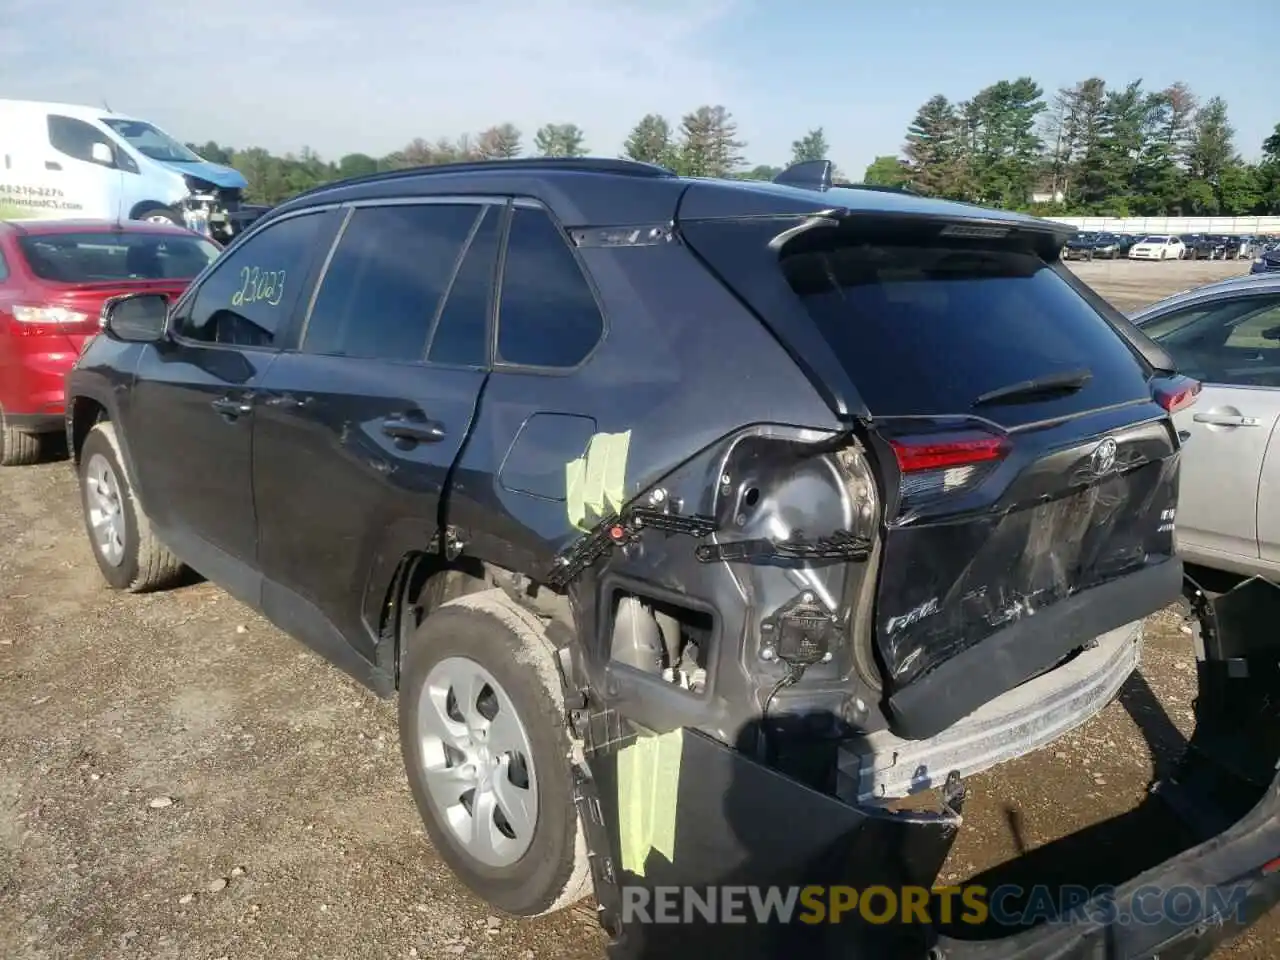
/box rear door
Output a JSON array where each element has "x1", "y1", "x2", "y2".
[
  {"x1": 682, "y1": 211, "x2": 1184, "y2": 738},
  {"x1": 1141, "y1": 291, "x2": 1280, "y2": 567},
  {"x1": 250, "y1": 198, "x2": 500, "y2": 657}
]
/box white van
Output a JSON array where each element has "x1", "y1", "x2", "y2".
[{"x1": 0, "y1": 99, "x2": 252, "y2": 242}]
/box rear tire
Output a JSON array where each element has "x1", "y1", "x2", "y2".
[
  {"x1": 78, "y1": 422, "x2": 185, "y2": 592},
  {"x1": 398, "y1": 589, "x2": 591, "y2": 917},
  {"x1": 0, "y1": 413, "x2": 42, "y2": 466}
]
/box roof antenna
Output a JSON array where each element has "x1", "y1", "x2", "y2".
[
  {"x1": 773, "y1": 159, "x2": 833, "y2": 192},
  {"x1": 103, "y1": 98, "x2": 112, "y2": 112}
]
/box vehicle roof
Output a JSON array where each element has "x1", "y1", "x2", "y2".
[
  {"x1": 0, "y1": 217, "x2": 202, "y2": 239},
  {"x1": 267, "y1": 157, "x2": 1070, "y2": 236},
  {"x1": 0, "y1": 97, "x2": 143, "y2": 123},
  {"x1": 1129, "y1": 272, "x2": 1280, "y2": 321}
]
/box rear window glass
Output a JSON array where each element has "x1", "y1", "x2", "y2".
[
  {"x1": 17, "y1": 232, "x2": 219, "y2": 283},
  {"x1": 779, "y1": 242, "x2": 1150, "y2": 419}
]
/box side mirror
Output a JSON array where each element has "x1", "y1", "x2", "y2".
[
  {"x1": 101, "y1": 293, "x2": 169, "y2": 343},
  {"x1": 90, "y1": 142, "x2": 115, "y2": 167}
]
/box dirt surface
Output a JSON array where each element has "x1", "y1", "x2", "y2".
[{"x1": 1, "y1": 257, "x2": 1275, "y2": 960}]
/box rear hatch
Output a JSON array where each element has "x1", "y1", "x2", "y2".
[{"x1": 679, "y1": 189, "x2": 1192, "y2": 738}]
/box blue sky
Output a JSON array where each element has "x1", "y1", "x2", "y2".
[{"x1": 2, "y1": 0, "x2": 1274, "y2": 178}]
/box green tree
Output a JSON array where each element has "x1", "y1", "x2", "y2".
[
  {"x1": 903, "y1": 94, "x2": 967, "y2": 198},
  {"x1": 476, "y1": 124, "x2": 522, "y2": 160},
  {"x1": 337, "y1": 153, "x2": 379, "y2": 179},
  {"x1": 863, "y1": 155, "x2": 908, "y2": 187},
  {"x1": 790, "y1": 128, "x2": 829, "y2": 165},
  {"x1": 623, "y1": 114, "x2": 675, "y2": 167},
  {"x1": 1259, "y1": 122, "x2": 1280, "y2": 213},
  {"x1": 966, "y1": 77, "x2": 1046, "y2": 207},
  {"x1": 533, "y1": 123, "x2": 587, "y2": 157},
  {"x1": 742, "y1": 164, "x2": 783, "y2": 180},
  {"x1": 676, "y1": 105, "x2": 745, "y2": 178}
]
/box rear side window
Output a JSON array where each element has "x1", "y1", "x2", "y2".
[
  {"x1": 179, "y1": 212, "x2": 322, "y2": 348},
  {"x1": 496, "y1": 207, "x2": 603, "y2": 368},
  {"x1": 301, "y1": 203, "x2": 481, "y2": 362},
  {"x1": 0, "y1": 249, "x2": 8, "y2": 282},
  {"x1": 16, "y1": 232, "x2": 219, "y2": 282}
]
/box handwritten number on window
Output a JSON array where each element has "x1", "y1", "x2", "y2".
[{"x1": 231, "y1": 266, "x2": 286, "y2": 308}]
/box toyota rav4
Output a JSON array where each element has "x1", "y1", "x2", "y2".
[{"x1": 64, "y1": 158, "x2": 1280, "y2": 959}]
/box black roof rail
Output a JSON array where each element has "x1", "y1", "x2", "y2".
[
  {"x1": 773, "y1": 159, "x2": 833, "y2": 192},
  {"x1": 286, "y1": 156, "x2": 676, "y2": 204}
]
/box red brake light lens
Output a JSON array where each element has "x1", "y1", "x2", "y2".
[
  {"x1": 1154, "y1": 377, "x2": 1201, "y2": 415},
  {"x1": 890, "y1": 435, "x2": 1009, "y2": 473}
]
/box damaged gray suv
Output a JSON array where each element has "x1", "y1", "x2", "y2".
[{"x1": 67, "y1": 157, "x2": 1280, "y2": 958}]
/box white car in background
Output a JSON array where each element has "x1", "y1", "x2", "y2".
[
  {"x1": 1129, "y1": 235, "x2": 1186, "y2": 261},
  {"x1": 1130, "y1": 274, "x2": 1280, "y2": 579}
]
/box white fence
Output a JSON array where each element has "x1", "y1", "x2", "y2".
[{"x1": 1048, "y1": 216, "x2": 1280, "y2": 236}]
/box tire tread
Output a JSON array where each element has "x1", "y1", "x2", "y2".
[{"x1": 0, "y1": 426, "x2": 41, "y2": 466}]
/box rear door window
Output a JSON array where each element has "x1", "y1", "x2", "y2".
[
  {"x1": 777, "y1": 240, "x2": 1152, "y2": 422},
  {"x1": 300, "y1": 203, "x2": 482, "y2": 362}
]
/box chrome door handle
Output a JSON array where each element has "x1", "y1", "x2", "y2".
[
  {"x1": 211, "y1": 396, "x2": 252, "y2": 418},
  {"x1": 1193, "y1": 413, "x2": 1260, "y2": 427}
]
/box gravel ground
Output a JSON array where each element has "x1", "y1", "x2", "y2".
[{"x1": 0, "y1": 257, "x2": 1274, "y2": 959}]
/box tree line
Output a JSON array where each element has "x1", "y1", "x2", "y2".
[
  {"x1": 191, "y1": 106, "x2": 834, "y2": 207},
  {"x1": 872, "y1": 78, "x2": 1280, "y2": 216},
  {"x1": 191, "y1": 89, "x2": 1278, "y2": 216}
]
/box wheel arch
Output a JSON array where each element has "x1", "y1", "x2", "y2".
[
  {"x1": 68, "y1": 394, "x2": 111, "y2": 466},
  {"x1": 371, "y1": 544, "x2": 575, "y2": 692},
  {"x1": 127, "y1": 200, "x2": 176, "y2": 221}
]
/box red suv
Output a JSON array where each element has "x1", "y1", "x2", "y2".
[{"x1": 0, "y1": 219, "x2": 219, "y2": 465}]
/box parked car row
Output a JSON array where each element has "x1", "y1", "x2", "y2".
[
  {"x1": 4, "y1": 158, "x2": 1280, "y2": 956},
  {"x1": 1062, "y1": 231, "x2": 1280, "y2": 263}
]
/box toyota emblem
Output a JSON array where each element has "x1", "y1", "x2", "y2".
[{"x1": 1091, "y1": 437, "x2": 1118, "y2": 476}]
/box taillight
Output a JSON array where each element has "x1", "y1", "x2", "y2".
[
  {"x1": 12, "y1": 304, "x2": 90, "y2": 325},
  {"x1": 10, "y1": 304, "x2": 93, "y2": 336},
  {"x1": 1154, "y1": 376, "x2": 1201, "y2": 415},
  {"x1": 890, "y1": 435, "x2": 1008, "y2": 472},
  {"x1": 889, "y1": 431, "x2": 1009, "y2": 506}
]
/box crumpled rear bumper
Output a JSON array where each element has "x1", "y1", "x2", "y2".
[
  {"x1": 594, "y1": 726, "x2": 1280, "y2": 960},
  {"x1": 937, "y1": 769, "x2": 1280, "y2": 959}
]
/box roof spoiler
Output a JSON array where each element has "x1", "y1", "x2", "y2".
[{"x1": 773, "y1": 160, "x2": 833, "y2": 192}]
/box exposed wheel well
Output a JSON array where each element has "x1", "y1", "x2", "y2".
[
  {"x1": 69, "y1": 397, "x2": 109, "y2": 466},
  {"x1": 378, "y1": 549, "x2": 574, "y2": 690}
]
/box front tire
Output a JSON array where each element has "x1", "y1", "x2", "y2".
[
  {"x1": 399, "y1": 589, "x2": 591, "y2": 917},
  {"x1": 135, "y1": 206, "x2": 182, "y2": 226},
  {"x1": 78, "y1": 422, "x2": 185, "y2": 592}
]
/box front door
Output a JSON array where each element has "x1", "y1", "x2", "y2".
[
  {"x1": 1143, "y1": 291, "x2": 1280, "y2": 565},
  {"x1": 125, "y1": 208, "x2": 332, "y2": 603},
  {"x1": 252, "y1": 199, "x2": 501, "y2": 656},
  {"x1": 42, "y1": 114, "x2": 122, "y2": 220}
]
